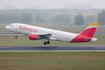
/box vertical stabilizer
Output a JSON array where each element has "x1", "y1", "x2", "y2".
[
  {"x1": 79, "y1": 22, "x2": 99, "y2": 39},
  {"x1": 71, "y1": 22, "x2": 99, "y2": 43}
]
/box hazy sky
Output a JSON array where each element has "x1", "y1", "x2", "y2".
[{"x1": 0, "y1": 0, "x2": 105, "y2": 9}]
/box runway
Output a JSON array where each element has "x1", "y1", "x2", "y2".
[{"x1": 0, "y1": 45, "x2": 105, "y2": 52}]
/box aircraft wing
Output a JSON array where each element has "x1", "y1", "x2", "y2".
[
  {"x1": 32, "y1": 33, "x2": 50, "y2": 36},
  {"x1": 31, "y1": 32, "x2": 52, "y2": 40},
  {"x1": 31, "y1": 33, "x2": 57, "y2": 40}
]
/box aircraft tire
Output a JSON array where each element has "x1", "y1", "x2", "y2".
[
  {"x1": 15, "y1": 36, "x2": 17, "y2": 39},
  {"x1": 43, "y1": 41, "x2": 47, "y2": 45},
  {"x1": 47, "y1": 41, "x2": 50, "y2": 44}
]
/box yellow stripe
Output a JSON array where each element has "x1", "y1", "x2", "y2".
[{"x1": 88, "y1": 22, "x2": 99, "y2": 27}]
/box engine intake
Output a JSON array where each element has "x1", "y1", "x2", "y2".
[{"x1": 29, "y1": 34, "x2": 41, "y2": 40}]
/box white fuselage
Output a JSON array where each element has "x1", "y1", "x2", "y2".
[{"x1": 5, "y1": 23, "x2": 78, "y2": 43}]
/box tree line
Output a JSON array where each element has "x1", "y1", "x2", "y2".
[
  {"x1": 0, "y1": 10, "x2": 105, "y2": 25},
  {"x1": 74, "y1": 10, "x2": 105, "y2": 25}
]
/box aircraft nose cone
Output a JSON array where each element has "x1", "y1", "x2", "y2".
[{"x1": 5, "y1": 26, "x2": 9, "y2": 30}]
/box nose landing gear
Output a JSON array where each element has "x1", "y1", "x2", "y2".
[{"x1": 15, "y1": 33, "x2": 18, "y2": 39}]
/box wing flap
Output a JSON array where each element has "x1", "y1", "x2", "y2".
[{"x1": 32, "y1": 33, "x2": 49, "y2": 35}]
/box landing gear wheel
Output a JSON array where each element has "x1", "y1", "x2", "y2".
[
  {"x1": 15, "y1": 36, "x2": 17, "y2": 39},
  {"x1": 43, "y1": 41, "x2": 47, "y2": 45},
  {"x1": 47, "y1": 41, "x2": 50, "y2": 44},
  {"x1": 15, "y1": 33, "x2": 18, "y2": 39}
]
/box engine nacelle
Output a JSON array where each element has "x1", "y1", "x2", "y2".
[{"x1": 29, "y1": 34, "x2": 41, "y2": 40}]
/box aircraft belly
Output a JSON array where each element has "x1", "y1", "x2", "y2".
[{"x1": 52, "y1": 34, "x2": 76, "y2": 43}]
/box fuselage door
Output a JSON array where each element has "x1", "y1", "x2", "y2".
[{"x1": 15, "y1": 24, "x2": 19, "y2": 30}]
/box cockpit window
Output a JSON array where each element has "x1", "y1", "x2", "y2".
[{"x1": 10, "y1": 25, "x2": 13, "y2": 26}]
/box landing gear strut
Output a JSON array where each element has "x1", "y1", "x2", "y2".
[{"x1": 15, "y1": 33, "x2": 18, "y2": 39}]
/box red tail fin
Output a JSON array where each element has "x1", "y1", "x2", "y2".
[
  {"x1": 71, "y1": 22, "x2": 99, "y2": 43},
  {"x1": 79, "y1": 22, "x2": 99, "y2": 39}
]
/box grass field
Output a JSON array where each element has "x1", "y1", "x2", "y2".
[
  {"x1": 0, "y1": 35, "x2": 105, "y2": 46},
  {"x1": 0, "y1": 52, "x2": 105, "y2": 70}
]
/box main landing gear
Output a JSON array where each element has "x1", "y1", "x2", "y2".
[
  {"x1": 43, "y1": 40, "x2": 50, "y2": 45},
  {"x1": 15, "y1": 33, "x2": 18, "y2": 39}
]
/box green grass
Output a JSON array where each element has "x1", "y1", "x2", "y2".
[
  {"x1": 0, "y1": 35, "x2": 105, "y2": 46},
  {"x1": 0, "y1": 52, "x2": 105, "y2": 70}
]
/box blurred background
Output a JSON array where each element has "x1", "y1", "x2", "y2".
[{"x1": 0, "y1": 0, "x2": 105, "y2": 33}]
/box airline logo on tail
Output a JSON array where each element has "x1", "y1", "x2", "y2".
[{"x1": 71, "y1": 22, "x2": 99, "y2": 43}]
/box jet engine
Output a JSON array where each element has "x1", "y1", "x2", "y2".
[{"x1": 29, "y1": 34, "x2": 41, "y2": 40}]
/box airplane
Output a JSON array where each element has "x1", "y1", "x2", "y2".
[{"x1": 5, "y1": 22, "x2": 99, "y2": 45}]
